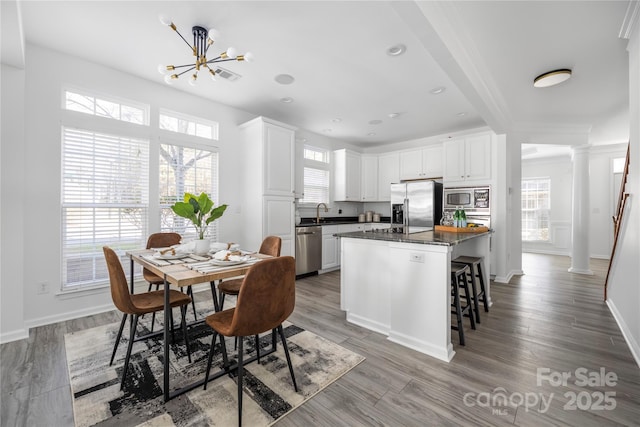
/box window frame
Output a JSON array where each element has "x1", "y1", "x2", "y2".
[
  {"x1": 521, "y1": 177, "x2": 551, "y2": 242},
  {"x1": 299, "y1": 145, "x2": 331, "y2": 207}
]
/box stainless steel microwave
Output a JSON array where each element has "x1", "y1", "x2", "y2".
[{"x1": 443, "y1": 186, "x2": 490, "y2": 213}]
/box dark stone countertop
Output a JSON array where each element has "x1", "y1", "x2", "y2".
[
  {"x1": 297, "y1": 216, "x2": 391, "y2": 227},
  {"x1": 334, "y1": 229, "x2": 492, "y2": 247}
]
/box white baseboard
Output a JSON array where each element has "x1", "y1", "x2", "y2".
[
  {"x1": 606, "y1": 299, "x2": 640, "y2": 368},
  {"x1": 493, "y1": 269, "x2": 523, "y2": 284},
  {"x1": 24, "y1": 302, "x2": 115, "y2": 330},
  {"x1": 0, "y1": 328, "x2": 30, "y2": 344}
]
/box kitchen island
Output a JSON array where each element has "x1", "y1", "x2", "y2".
[{"x1": 336, "y1": 228, "x2": 492, "y2": 362}]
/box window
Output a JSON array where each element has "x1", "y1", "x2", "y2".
[
  {"x1": 159, "y1": 109, "x2": 219, "y2": 140},
  {"x1": 64, "y1": 90, "x2": 148, "y2": 125},
  {"x1": 300, "y1": 146, "x2": 330, "y2": 205},
  {"x1": 159, "y1": 143, "x2": 220, "y2": 240},
  {"x1": 522, "y1": 178, "x2": 550, "y2": 241},
  {"x1": 61, "y1": 127, "x2": 149, "y2": 289}
]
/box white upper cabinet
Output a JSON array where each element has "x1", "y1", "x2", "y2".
[
  {"x1": 443, "y1": 133, "x2": 491, "y2": 184},
  {"x1": 240, "y1": 117, "x2": 296, "y2": 197},
  {"x1": 399, "y1": 145, "x2": 443, "y2": 180},
  {"x1": 361, "y1": 154, "x2": 378, "y2": 201},
  {"x1": 377, "y1": 152, "x2": 399, "y2": 201},
  {"x1": 333, "y1": 149, "x2": 361, "y2": 201},
  {"x1": 294, "y1": 138, "x2": 304, "y2": 199}
]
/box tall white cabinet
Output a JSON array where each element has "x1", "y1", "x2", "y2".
[{"x1": 239, "y1": 117, "x2": 296, "y2": 256}]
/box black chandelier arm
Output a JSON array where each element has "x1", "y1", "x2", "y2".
[
  {"x1": 173, "y1": 28, "x2": 195, "y2": 51},
  {"x1": 205, "y1": 57, "x2": 239, "y2": 65},
  {"x1": 175, "y1": 66, "x2": 196, "y2": 77},
  {"x1": 170, "y1": 63, "x2": 201, "y2": 70}
]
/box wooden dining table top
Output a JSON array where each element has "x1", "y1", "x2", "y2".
[{"x1": 126, "y1": 249, "x2": 272, "y2": 288}]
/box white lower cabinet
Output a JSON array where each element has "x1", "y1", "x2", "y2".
[
  {"x1": 262, "y1": 196, "x2": 295, "y2": 256},
  {"x1": 321, "y1": 225, "x2": 339, "y2": 270}
]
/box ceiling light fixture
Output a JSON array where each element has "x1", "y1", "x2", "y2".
[
  {"x1": 157, "y1": 15, "x2": 253, "y2": 85},
  {"x1": 430, "y1": 86, "x2": 446, "y2": 95},
  {"x1": 533, "y1": 69, "x2": 572, "y2": 88},
  {"x1": 332, "y1": 118, "x2": 342, "y2": 123},
  {"x1": 280, "y1": 97, "x2": 294, "y2": 103},
  {"x1": 387, "y1": 44, "x2": 406, "y2": 56},
  {"x1": 388, "y1": 113, "x2": 400, "y2": 119}
]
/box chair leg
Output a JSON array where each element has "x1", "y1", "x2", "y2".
[
  {"x1": 255, "y1": 335, "x2": 261, "y2": 364},
  {"x1": 277, "y1": 325, "x2": 298, "y2": 392},
  {"x1": 180, "y1": 305, "x2": 192, "y2": 364},
  {"x1": 147, "y1": 283, "x2": 153, "y2": 292},
  {"x1": 460, "y1": 274, "x2": 476, "y2": 330},
  {"x1": 237, "y1": 337, "x2": 244, "y2": 427},
  {"x1": 466, "y1": 269, "x2": 481, "y2": 324},
  {"x1": 477, "y1": 262, "x2": 489, "y2": 312},
  {"x1": 187, "y1": 286, "x2": 197, "y2": 321},
  {"x1": 110, "y1": 313, "x2": 128, "y2": 366},
  {"x1": 204, "y1": 332, "x2": 218, "y2": 390},
  {"x1": 452, "y1": 275, "x2": 465, "y2": 346},
  {"x1": 218, "y1": 290, "x2": 226, "y2": 311},
  {"x1": 121, "y1": 314, "x2": 139, "y2": 390}
]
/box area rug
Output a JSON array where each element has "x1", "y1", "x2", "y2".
[{"x1": 64, "y1": 301, "x2": 365, "y2": 427}]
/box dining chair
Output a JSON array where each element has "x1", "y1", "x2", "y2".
[
  {"x1": 217, "y1": 235, "x2": 282, "y2": 310},
  {"x1": 103, "y1": 246, "x2": 192, "y2": 390},
  {"x1": 145, "y1": 232, "x2": 197, "y2": 329},
  {"x1": 203, "y1": 256, "x2": 298, "y2": 426}
]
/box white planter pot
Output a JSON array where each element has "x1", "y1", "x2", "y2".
[{"x1": 194, "y1": 238, "x2": 210, "y2": 255}]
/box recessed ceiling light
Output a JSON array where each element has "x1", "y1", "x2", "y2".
[
  {"x1": 533, "y1": 69, "x2": 572, "y2": 88},
  {"x1": 332, "y1": 118, "x2": 342, "y2": 123},
  {"x1": 274, "y1": 74, "x2": 295, "y2": 85},
  {"x1": 456, "y1": 112, "x2": 467, "y2": 117},
  {"x1": 367, "y1": 132, "x2": 376, "y2": 137},
  {"x1": 387, "y1": 44, "x2": 406, "y2": 56},
  {"x1": 280, "y1": 97, "x2": 294, "y2": 103},
  {"x1": 388, "y1": 113, "x2": 400, "y2": 119},
  {"x1": 430, "y1": 86, "x2": 446, "y2": 95},
  {"x1": 368, "y1": 119, "x2": 382, "y2": 125}
]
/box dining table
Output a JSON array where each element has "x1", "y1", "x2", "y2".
[{"x1": 125, "y1": 248, "x2": 275, "y2": 402}]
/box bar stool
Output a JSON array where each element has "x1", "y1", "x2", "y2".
[
  {"x1": 451, "y1": 262, "x2": 476, "y2": 346},
  {"x1": 453, "y1": 255, "x2": 489, "y2": 324}
]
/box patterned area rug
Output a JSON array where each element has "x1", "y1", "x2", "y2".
[{"x1": 64, "y1": 301, "x2": 364, "y2": 427}]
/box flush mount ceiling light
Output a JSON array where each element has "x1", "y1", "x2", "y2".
[
  {"x1": 280, "y1": 97, "x2": 294, "y2": 103},
  {"x1": 388, "y1": 112, "x2": 400, "y2": 119},
  {"x1": 387, "y1": 44, "x2": 406, "y2": 56},
  {"x1": 430, "y1": 86, "x2": 446, "y2": 95},
  {"x1": 157, "y1": 15, "x2": 253, "y2": 86},
  {"x1": 533, "y1": 69, "x2": 572, "y2": 88}
]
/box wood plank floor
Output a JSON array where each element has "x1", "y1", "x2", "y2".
[{"x1": 2, "y1": 253, "x2": 639, "y2": 426}]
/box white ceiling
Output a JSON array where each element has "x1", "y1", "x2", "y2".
[{"x1": 5, "y1": 1, "x2": 633, "y2": 148}]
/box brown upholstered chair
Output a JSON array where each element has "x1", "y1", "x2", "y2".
[
  {"x1": 217, "y1": 235, "x2": 282, "y2": 310},
  {"x1": 145, "y1": 232, "x2": 197, "y2": 329},
  {"x1": 203, "y1": 256, "x2": 298, "y2": 426},
  {"x1": 103, "y1": 246, "x2": 192, "y2": 390}
]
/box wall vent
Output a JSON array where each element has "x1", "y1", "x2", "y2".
[{"x1": 214, "y1": 67, "x2": 242, "y2": 81}]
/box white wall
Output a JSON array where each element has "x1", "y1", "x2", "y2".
[
  {"x1": 607, "y1": 13, "x2": 640, "y2": 367},
  {"x1": 0, "y1": 64, "x2": 27, "y2": 342}
]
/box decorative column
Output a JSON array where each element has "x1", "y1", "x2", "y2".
[{"x1": 569, "y1": 145, "x2": 593, "y2": 274}]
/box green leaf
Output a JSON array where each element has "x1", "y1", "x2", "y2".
[{"x1": 206, "y1": 204, "x2": 228, "y2": 225}]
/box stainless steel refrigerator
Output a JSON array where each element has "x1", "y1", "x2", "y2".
[{"x1": 390, "y1": 180, "x2": 443, "y2": 233}]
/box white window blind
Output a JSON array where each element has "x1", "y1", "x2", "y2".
[
  {"x1": 300, "y1": 146, "x2": 330, "y2": 205},
  {"x1": 522, "y1": 178, "x2": 550, "y2": 242},
  {"x1": 159, "y1": 143, "x2": 220, "y2": 241},
  {"x1": 62, "y1": 127, "x2": 149, "y2": 289}
]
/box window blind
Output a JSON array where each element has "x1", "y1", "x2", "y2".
[{"x1": 61, "y1": 127, "x2": 149, "y2": 289}]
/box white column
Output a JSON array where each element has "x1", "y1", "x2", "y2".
[{"x1": 569, "y1": 145, "x2": 593, "y2": 274}]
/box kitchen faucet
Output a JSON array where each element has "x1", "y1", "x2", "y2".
[{"x1": 316, "y1": 203, "x2": 328, "y2": 223}]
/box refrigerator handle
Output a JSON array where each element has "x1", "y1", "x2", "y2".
[{"x1": 403, "y1": 198, "x2": 409, "y2": 233}]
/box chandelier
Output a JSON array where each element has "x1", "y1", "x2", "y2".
[{"x1": 157, "y1": 16, "x2": 254, "y2": 86}]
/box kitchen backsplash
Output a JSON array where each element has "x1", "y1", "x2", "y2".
[{"x1": 297, "y1": 201, "x2": 390, "y2": 219}]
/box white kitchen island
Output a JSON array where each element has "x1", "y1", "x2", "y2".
[{"x1": 337, "y1": 229, "x2": 492, "y2": 362}]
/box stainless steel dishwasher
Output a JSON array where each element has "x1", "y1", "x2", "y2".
[{"x1": 295, "y1": 226, "x2": 322, "y2": 276}]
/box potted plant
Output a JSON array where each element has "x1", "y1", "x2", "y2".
[{"x1": 171, "y1": 192, "x2": 228, "y2": 254}]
